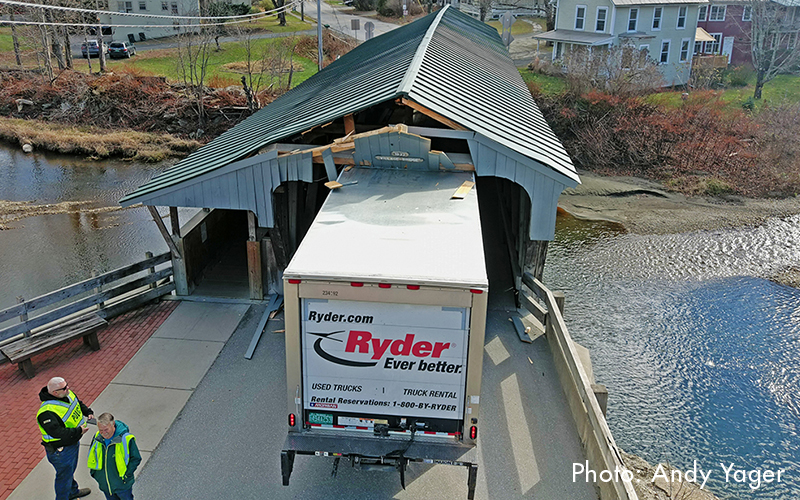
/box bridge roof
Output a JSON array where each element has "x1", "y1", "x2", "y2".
[{"x1": 121, "y1": 5, "x2": 576, "y2": 205}]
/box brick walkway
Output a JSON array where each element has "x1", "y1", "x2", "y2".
[{"x1": 0, "y1": 300, "x2": 179, "y2": 500}]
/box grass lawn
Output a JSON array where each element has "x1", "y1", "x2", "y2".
[
  {"x1": 488, "y1": 17, "x2": 542, "y2": 36},
  {"x1": 646, "y1": 73, "x2": 800, "y2": 112},
  {"x1": 75, "y1": 35, "x2": 319, "y2": 88},
  {"x1": 519, "y1": 69, "x2": 566, "y2": 94},
  {"x1": 241, "y1": 12, "x2": 314, "y2": 33}
]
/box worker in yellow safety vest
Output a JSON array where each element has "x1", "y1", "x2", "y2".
[
  {"x1": 36, "y1": 377, "x2": 93, "y2": 500},
  {"x1": 87, "y1": 412, "x2": 141, "y2": 500}
]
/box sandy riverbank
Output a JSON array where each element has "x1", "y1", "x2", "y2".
[{"x1": 558, "y1": 170, "x2": 800, "y2": 287}]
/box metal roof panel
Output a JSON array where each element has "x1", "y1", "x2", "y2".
[{"x1": 121, "y1": 6, "x2": 577, "y2": 204}]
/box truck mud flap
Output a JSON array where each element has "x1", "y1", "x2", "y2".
[
  {"x1": 280, "y1": 450, "x2": 295, "y2": 486},
  {"x1": 467, "y1": 463, "x2": 478, "y2": 500}
]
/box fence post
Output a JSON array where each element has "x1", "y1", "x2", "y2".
[
  {"x1": 553, "y1": 291, "x2": 565, "y2": 317},
  {"x1": 93, "y1": 271, "x2": 105, "y2": 312},
  {"x1": 17, "y1": 296, "x2": 30, "y2": 337},
  {"x1": 146, "y1": 251, "x2": 157, "y2": 289}
]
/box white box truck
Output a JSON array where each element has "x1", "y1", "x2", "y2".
[{"x1": 281, "y1": 167, "x2": 488, "y2": 499}]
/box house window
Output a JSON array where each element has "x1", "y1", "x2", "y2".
[
  {"x1": 171, "y1": 1, "x2": 178, "y2": 14},
  {"x1": 575, "y1": 5, "x2": 587, "y2": 30},
  {"x1": 628, "y1": 8, "x2": 639, "y2": 32},
  {"x1": 639, "y1": 44, "x2": 650, "y2": 58},
  {"x1": 698, "y1": 5, "x2": 707, "y2": 21},
  {"x1": 742, "y1": 5, "x2": 752, "y2": 21},
  {"x1": 694, "y1": 40, "x2": 702, "y2": 54},
  {"x1": 596, "y1": 7, "x2": 608, "y2": 32},
  {"x1": 680, "y1": 38, "x2": 690, "y2": 61},
  {"x1": 660, "y1": 40, "x2": 670, "y2": 64},
  {"x1": 677, "y1": 6, "x2": 687, "y2": 28},
  {"x1": 139, "y1": 1, "x2": 146, "y2": 9},
  {"x1": 652, "y1": 7, "x2": 662, "y2": 30},
  {"x1": 162, "y1": 1, "x2": 168, "y2": 10},
  {"x1": 709, "y1": 5, "x2": 726, "y2": 21},
  {"x1": 705, "y1": 33, "x2": 722, "y2": 53},
  {"x1": 119, "y1": 1, "x2": 133, "y2": 12}
]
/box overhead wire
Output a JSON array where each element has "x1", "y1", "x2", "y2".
[
  {"x1": 0, "y1": 0, "x2": 293, "y2": 21},
  {"x1": 0, "y1": 1, "x2": 303, "y2": 29}
]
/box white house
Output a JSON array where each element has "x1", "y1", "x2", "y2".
[
  {"x1": 99, "y1": 0, "x2": 253, "y2": 43},
  {"x1": 535, "y1": 0, "x2": 709, "y2": 85}
]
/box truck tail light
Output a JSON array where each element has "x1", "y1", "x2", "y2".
[
  {"x1": 406, "y1": 285, "x2": 420, "y2": 290},
  {"x1": 288, "y1": 413, "x2": 296, "y2": 427},
  {"x1": 288, "y1": 279, "x2": 301, "y2": 284},
  {"x1": 351, "y1": 282, "x2": 363, "y2": 287},
  {"x1": 470, "y1": 289, "x2": 483, "y2": 294},
  {"x1": 470, "y1": 426, "x2": 477, "y2": 439},
  {"x1": 378, "y1": 283, "x2": 391, "y2": 289}
]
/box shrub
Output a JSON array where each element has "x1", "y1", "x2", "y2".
[
  {"x1": 377, "y1": 0, "x2": 422, "y2": 16},
  {"x1": 726, "y1": 66, "x2": 753, "y2": 87},
  {"x1": 352, "y1": 0, "x2": 375, "y2": 10}
]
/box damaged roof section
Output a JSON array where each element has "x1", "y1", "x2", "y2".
[{"x1": 120, "y1": 5, "x2": 576, "y2": 205}]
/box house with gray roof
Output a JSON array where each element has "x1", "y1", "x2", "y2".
[{"x1": 535, "y1": 0, "x2": 710, "y2": 85}]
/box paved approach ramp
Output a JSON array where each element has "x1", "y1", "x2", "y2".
[{"x1": 134, "y1": 303, "x2": 597, "y2": 499}]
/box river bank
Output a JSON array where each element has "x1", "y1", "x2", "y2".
[{"x1": 559, "y1": 171, "x2": 800, "y2": 287}]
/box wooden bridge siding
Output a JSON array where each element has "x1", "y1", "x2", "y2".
[
  {"x1": 144, "y1": 152, "x2": 314, "y2": 231},
  {"x1": 468, "y1": 138, "x2": 566, "y2": 241}
]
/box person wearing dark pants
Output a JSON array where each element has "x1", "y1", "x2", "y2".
[
  {"x1": 87, "y1": 413, "x2": 141, "y2": 500},
  {"x1": 36, "y1": 377, "x2": 93, "y2": 500}
]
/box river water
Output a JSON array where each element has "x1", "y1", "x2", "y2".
[
  {"x1": 545, "y1": 215, "x2": 800, "y2": 500},
  {"x1": 0, "y1": 146, "x2": 169, "y2": 310},
  {"x1": 1, "y1": 144, "x2": 798, "y2": 499}
]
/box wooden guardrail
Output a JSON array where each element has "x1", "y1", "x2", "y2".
[
  {"x1": 521, "y1": 272, "x2": 639, "y2": 500},
  {"x1": 0, "y1": 252, "x2": 175, "y2": 348}
]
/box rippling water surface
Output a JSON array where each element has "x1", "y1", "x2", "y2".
[
  {"x1": 545, "y1": 214, "x2": 800, "y2": 500},
  {"x1": 0, "y1": 146, "x2": 172, "y2": 310}
]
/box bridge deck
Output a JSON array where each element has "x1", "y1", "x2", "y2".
[{"x1": 131, "y1": 303, "x2": 597, "y2": 500}]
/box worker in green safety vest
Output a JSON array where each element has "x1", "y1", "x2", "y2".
[
  {"x1": 37, "y1": 377, "x2": 93, "y2": 500},
  {"x1": 87, "y1": 413, "x2": 142, "y2": 500}
]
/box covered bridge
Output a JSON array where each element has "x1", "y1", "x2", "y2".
[{"x1": 120, "y1": 5, "x2": 579, "y2": 301}]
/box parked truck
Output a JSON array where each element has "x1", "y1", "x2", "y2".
[{"x1": 281, "y1": 166, "x2": 489, "y2": 499}]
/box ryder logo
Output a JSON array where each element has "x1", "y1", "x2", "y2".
[{"x1": 308, "y1": 330, "x2": 452, "y2": 368}]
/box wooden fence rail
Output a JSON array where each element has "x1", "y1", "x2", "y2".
[
  {"x1": 521, "y1": 272, "x2": 639, "y2": 500},
  {"x1": 0, "y1": 252, "x2": 174, "y2": 345}
]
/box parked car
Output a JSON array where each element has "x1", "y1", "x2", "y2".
[
  {"x1": 108, "y1": 41, "x2": 136, "y2": 59},
  {"x1": 80, "y1": 40, "x2": 107, "y2": 58}
]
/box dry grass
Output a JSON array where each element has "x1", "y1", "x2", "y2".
[
  {"x1": 223, "y1": 60, "x2": 305, "y2": 74},
  {"x1": 0, "y1": 118, "x2": 200, "y2": 162}
]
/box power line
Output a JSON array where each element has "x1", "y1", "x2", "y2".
[
  {"x1": 0, "y1": 0, "x2": 293, "y2": 22},
  {"x1": 0, "y1": 1, "x2": 302, "y2": 28}
]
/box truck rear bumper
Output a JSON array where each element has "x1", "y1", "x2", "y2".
[{"x1": 282, "y1": 432, "x2": 479, "y2": 498}]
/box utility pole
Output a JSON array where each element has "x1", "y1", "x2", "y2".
[
  {"x1": 96, "y1": 0, "x2": 106, "y2": 72},
  {"x1": 317, "y1": 0, "x2": 323, "y2": 70}
]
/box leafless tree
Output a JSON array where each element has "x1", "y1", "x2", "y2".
[
  {"x1": 2, "y1": 3, "x2": 24, "y2": 66},
  {"x1": 747, "y1": 0, "x2": 800, "y2": 99},
  {"x1": 234, "y1": 26, "x2": 300, "y2": 110},
  {"x1": 176, "y1": 25, "x2": 215, "y2": 131},
  {"x1": 562, "y1": 44, "x2": 663, "y2": 96}
]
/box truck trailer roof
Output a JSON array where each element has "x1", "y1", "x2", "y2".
[{"x1": 284, "y1": 168, "x2": 488, "y2": 289}]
